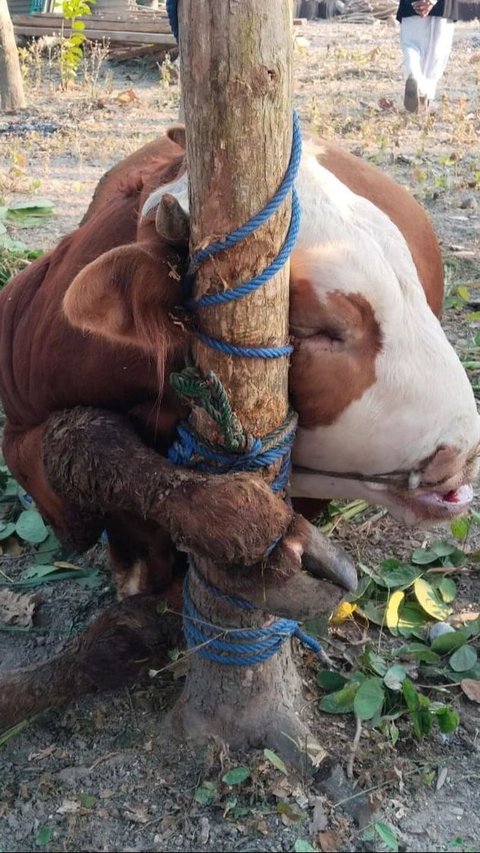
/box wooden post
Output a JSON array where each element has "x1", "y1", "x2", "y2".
[
  {"x1": 0, "y1": 0, "x2": 26, "y2": 111},
  {"x1": 172, "y1": 0, "x2": 326, "y2": 769}
]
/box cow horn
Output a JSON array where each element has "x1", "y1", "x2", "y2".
[{"x1": 155, "y1": 193, "x2": 190, "y2": 246}]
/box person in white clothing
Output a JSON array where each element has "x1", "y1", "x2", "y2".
[{"x1": 396, "y1": 0, "x2": 456, "y2": 112}]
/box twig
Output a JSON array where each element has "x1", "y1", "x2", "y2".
[{"x1": 347, "y1": 715, "x2": 362, "y2": 779}]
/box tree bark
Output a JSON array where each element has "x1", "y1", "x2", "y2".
[
  {"x1": 0, "y1": 0, "x2": 26, "y2": 111},
  {"x1": 173, "y1": 0, "x2": 326, "y2": 771}
]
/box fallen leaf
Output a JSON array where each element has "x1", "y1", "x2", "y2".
[
  {"x1": 378, "y1": 97, "x2": 394, "y2": 110},
  {"x1": 28, "y1": 745, "x2": 56, "y2": 762},
  {"x1": 319, "y1": 830, "x2": 341, "y2": 852},
  {"x1": 0, "y1": 588, "x2": 39, "y2": 627},
  {"x1": 57, "y1": 799, "x2": 80, "y2": 815},
  {"x1": 331, "y1": 601, "x2": 356, "y2": 624},
  {"x1": 461, "y1": 678, "x2": 480, "y2": 703},
  {"x1": 115, "y1": 88, "x2": 140, "y2": 105},
  {"x1": 436, "y1": 767, "x2": 448, "y2": 790}
]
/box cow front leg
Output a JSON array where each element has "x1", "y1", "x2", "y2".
[{"x1": 42, "y1": 407, "x2": 294, "y2": 568}]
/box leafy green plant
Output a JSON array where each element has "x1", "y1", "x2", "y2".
[
  {"x1": 318, "y1": 538, "x2": 480, "y2": 741},
  {"x1": 0, "y1": 464, "x2": 101, "y2": 589},
  {"x1": 55, "y1": 0, "x2": 96, "y2": 88}
]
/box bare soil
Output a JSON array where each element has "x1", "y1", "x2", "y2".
[{"x1": 0, "y1": 18, "x2": 479, "y2": 853}]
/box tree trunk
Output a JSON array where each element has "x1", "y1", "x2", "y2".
[
  {"x1": 0, "y1": 0, "x2": 26, "y2": 111},
  {"x1": 172, "y1": 0, "x2": 326, "y2": 771}
]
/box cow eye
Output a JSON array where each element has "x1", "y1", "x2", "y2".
[{"x1": 291, "y1": 325, "x2": 345, "y2": 349}]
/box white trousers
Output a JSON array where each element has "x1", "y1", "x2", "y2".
[{"x1": 400, "y1": 16, "x2": 455, "y2": 100}]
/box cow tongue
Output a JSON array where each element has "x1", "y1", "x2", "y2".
[{"x1": 414, "y1": 483, "x2": 474, "y2": 511}]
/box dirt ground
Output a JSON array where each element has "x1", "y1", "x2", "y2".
[{"x1": 0, "y1": 17, "x2": 480, "y2": 853}]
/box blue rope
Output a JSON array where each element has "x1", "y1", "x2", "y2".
[
  {"x1": 183, "y1": 570, "x2": 321, "y2": 667},
  {"x1": 167, "y1": 409, "x2": 297, "y2": 492},
  {"x1": 165, "y1": 2, "x2": 324, "y2": 666},
  {"x1": 196, "y1": 333, "x2": 293, "y2": 360},
  {"x1": 187, "y1": 114, "x2": 302, "y2": 277}
]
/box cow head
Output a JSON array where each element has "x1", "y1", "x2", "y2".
[{"x1": 288, "y1": 146, "x2": 480, "y2": 525}]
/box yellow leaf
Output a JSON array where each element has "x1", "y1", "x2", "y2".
[
  {"x1": 414, "y1": 577, "x2": 452, "y2": 621},
  {"x1": 386, "y1": 590, "x2": 404, "y2": 633},
  {"x1": 331, "y1": 601, "x2": 356, "y2": 624}
]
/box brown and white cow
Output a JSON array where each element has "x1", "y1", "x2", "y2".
[{"x1": 0, "y1": 126, "x2": 478, "y2": 607}]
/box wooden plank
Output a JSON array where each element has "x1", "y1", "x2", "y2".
[
  {"x1": 13, "y1": 24, "x2": 177, "y2": 44},
  {"x1": 12, "y1": 13, "x2": 172, "y2": 32}
]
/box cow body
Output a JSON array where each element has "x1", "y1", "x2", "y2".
[{"x1": 0, "y1": 127, "x2": 477, "y2": 600}]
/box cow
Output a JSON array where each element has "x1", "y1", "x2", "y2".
[
  {"x1": 0, "y1": 125, "x2": 478, "y2": 606},
  {"x1": 0, "y1": 125, "x2": 478, "y2": 728}
]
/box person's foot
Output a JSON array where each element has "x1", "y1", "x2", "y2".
[
  {"x1": 404, "y1": 75, "x2": 419, "y2": 113},
  {"x1": 418, "y1": 95, "x2": 430, "y2": 111}
]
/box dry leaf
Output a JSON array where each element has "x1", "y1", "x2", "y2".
[
  {"x1": 461, "y1": 679, "x2": 480, "y2": 703},
  {"x1": 28, "y1": 745, "x2": 56, "y2": 762},
  {"x1": 319, "y1": 830, "x2": 341, "y2": 852},
  {"x1": 378, "y1": 98, "x2": 394, "y2": 110},
  {"x1": 124, "y1": 804, "x2": 149, "y2": 824},
  {"x1": 57, "y1": 799, "x2": 80, "y2": 815},
  {"x1": 115, "y1": 88, "x2": 140, "y2": 105},
  {"x1": 436, "y1": 767, "x2": 448, "y2": 791},
  {"x1": 0, "y1": 588, "x2": 39, "y2": 627}
]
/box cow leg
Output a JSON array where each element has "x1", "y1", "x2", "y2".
[
  {"x1": 104, "y1": 511, "x2": 179, "y2": 600},
  {"x1": 0, "y1": 591, "x2": 184, "y2": 730},
  {"x1": 39, "y1": 406, "x2": 295, "y2": 568},
  {"x1": 2, "y1": 422, "x2": 104, "y2": 552}
]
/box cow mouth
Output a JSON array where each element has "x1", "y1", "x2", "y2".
[
  {"x1": 290, "y1": 464, "x2": 475, "y2": 525},
  {"x1": 394, "y1": 483, "x2": 474, "y2": 521}
]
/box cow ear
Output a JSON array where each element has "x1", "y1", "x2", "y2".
[
  {"x1": 166, "y1": 124, "x2": 186, "y2": 150},
  {"x1": 63, "y1": 244, "x2": 169, "y2": 350},
  {"x1": 155, "y1": 193, "x2": 190, "y2": 246}
]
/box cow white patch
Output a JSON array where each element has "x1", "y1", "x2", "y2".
[{"x1": 291, "y1": 145, "x2": 480, "y2": 520}]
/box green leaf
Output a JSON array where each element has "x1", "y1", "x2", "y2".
[
  {"x1": 383, "y1": 664, "x2": 407, "y2": 691},
  {"x1": 356, "y1": 600, "x2": 386, "y2": 626},
  {"x1": 431, "y1": 630, "x2": 468, "y2": 654},
  {"x1": 80, "y1": 794, "x2": 96, "y2": 808},
  {"x1": 294, "y1": 841, "x2": 315, "y2": 853},
  {"x1": 402, "y1": 678, "x2": 431, "y2": 739},
  {"x1": 397, "y1": 602, "x2": 427, "y2": 638},
  {"x1": 430, "y1": 540, "x2": 458, "y2": 558},
  {"x1": 379, "y1": 564, "x2": 420, "y2": 588},
  {"x1": 411, "y1": 548, "x2": 439, "y2": 565},
  {"x1": 194, "y1": 781, "x2": 217, "y2": 805},
  {"x1": 35, "y1": 826, "x2": 53, "y2": 847},
  {"x1": 0, "y1": 521, "x2": 16, "y2": 541},
  {"x1": 386, "y1": 590, "x2": 404, "y2": 633},
  {"x1": 435, "y1": 707, "x2": 460, "y2": 734},
  {"x1": 437, "y1": 577, "x2": 457, "y2": 603},
  {"x1": 316, "y1": 671, "x2": 349, "y2": 692},
  {"x1": 319, "y1": 682, "x2": 359, "y2": 714},
  {"x1": 389, "y1": 721, "x2": 400, "y2": 746},
  {"x1": 222, "y1": 766, "x2": 251, "y2": 786},
  {"x1": 364, "y1": 648, "x2": 388, "y2": 677},
  {"x1": 451, "y1": 516, "x2": 471, "y2": 540},
  {"x1": 15, "y1": 510, "x2": 48, "y2": 544},
  {"x1": 32, "y1": 530, "x2": 62, "y2": 564},
  {"x1": 0, "y1": 718, "x2": 28, "y2": 747},
  {"x1": 354, "y1": 677, "x2": 385, "y2": 720},
  {"x1": 375, "y1": 822, "x2": 399, "y2": 852},
  {"x1": 449, "y1": 645, "x2": 478, "y2": 672},
  {"x1": 263, "y1": 748, "x2": 288, "y2": 775},
  {"x1": 414, "y1": 578, "x2": 452, "y2": 621},
  {"x1": 396, "y1": 642, "x2": 440, "y2": 663}
]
